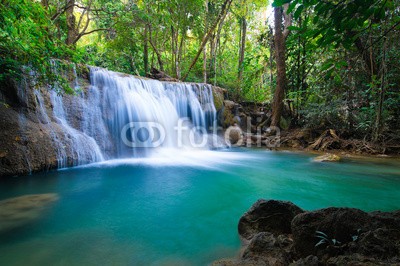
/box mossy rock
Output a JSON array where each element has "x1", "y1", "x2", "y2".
[
  {"x1": 222, "y1": 107, "x2": 235, "y2": 128},
  {"x1": 280, "y1": 116, "x2": 289, "y2": 130},
  {"x1": 76, "y1": 64, "x2": 90, "y2": 80},
  {"x1": 212, "y1": 87, "x2": 224, "y2": 111}
]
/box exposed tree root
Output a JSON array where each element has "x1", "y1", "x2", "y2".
[{"x1": 307, "y1": 129, "x2": 385, "y2": 154}]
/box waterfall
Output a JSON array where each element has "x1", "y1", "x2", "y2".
[
  {"x1": 32, "y1": 66, "x2": 219, "y2": 168},
  {"x1": 34, "y1": 90, "x2": 68, "y2": 168},
  {"x1": 84, "y1": 67, "x2": 218, "y2": 158},
  {"x1": 49, "y1": 91, "x2": 104, "y2": 166}
]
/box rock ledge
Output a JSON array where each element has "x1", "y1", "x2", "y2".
[{"x1": 213, "y1": 200, "x2": 400, "y2": 265}]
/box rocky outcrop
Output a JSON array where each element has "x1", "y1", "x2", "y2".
[
  {"x1": 0, "y1": 74, "x2": 100, "y2": 177},
  {"x1": 0, "y1": 80, "x2": 72, "y2": 176},
  {"x1": 214, "y1": 200, "x2": 400, "y2": 265},
  {"x1": 239, "y1": 200, "x2": 304, "y2": 240},
  {"x1": 219, "y1": 101, "x2": 280, "y2": 148}
]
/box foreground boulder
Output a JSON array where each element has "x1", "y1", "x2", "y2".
[
  {"x1": 214, "y1": 199, "x2": 400, "y2": 265},
  {"x1": 238, "y1": 200, "x2": 304, "y2": 241},
  {"x1": 291, "y1": 207, "x2": 372, "y2": 256},
  {"x1": 0, "y1": 193, "x2": 59, "y2": 233}
]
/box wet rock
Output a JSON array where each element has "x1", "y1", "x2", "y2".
[
  {"x1": 291, "y1": 207, "x2": 371, "y2": 257},
  {"x1": 313, "y1": 153, "x2": 341, "y2": 162},
  {"x1": 369, "y1": 210, "x2": 400, "y2": 229},
  {"x1": 241, "y1": 232, "x2": 293, "y2": 265},
  {"x1": 325, "y1": 254, "x2": 393, "y2": 265},
  {"x1": 215, "y1": 200, "x2": 400, "y2": 266},
  {"x1": 0, "y1": 193, "x2": 59, "y2": 233},
  {"x1": 226, "y1": 125, "x2": 243, "y2": 145},
  {"x1": 352, "y1": 228, "x2": 400, "y2": 259},
  {"x1": 238, "y1": 199, "x2": 304, "y2": 240},
  {"x1": 220, "y1": 100, "x2": 240, "y2": 128},
  {"x1": 212, "y1": 86, "x2": 225, "y2": 111},
  {"x1": 290, "y1": 255, "x2": 319, "y2": 266}
]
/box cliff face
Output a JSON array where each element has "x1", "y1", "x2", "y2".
[
  {"x1": 0, "y1": 71, "x2": 91, "y2": 176},
  {"x1": 0, "y1": 67, "x2": 225, "y2": 177}
]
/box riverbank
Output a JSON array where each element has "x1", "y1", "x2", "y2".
[
  {"x1": 213, "y1": 200, "x2": 400, "y2": 265},
  {"x1": 220, "y1": 100, "x2": 400, "y2": 157}
]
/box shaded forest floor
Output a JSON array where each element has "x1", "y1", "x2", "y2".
[
  {"x1": 222, "y1": 100, "x2": 400, "y2": 157},
  {"x1": 279, "y1": 128, "x2": 400, "y2": 157}
]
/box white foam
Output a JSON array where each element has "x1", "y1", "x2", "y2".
[{"x1": 73, "y1": 149, "x2": 256, "y2": 170}]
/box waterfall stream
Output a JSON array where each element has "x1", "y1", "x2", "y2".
[{"x1": 32, "y1": 67, "x2": 219, "y2": 168}]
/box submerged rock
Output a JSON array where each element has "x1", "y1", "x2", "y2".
[
  {"x1": 313, "y1": 153, "x2": 341, "y2": 162},
  {"x1": 0, "y1": 193, "x2": 59, "y2": 233}
]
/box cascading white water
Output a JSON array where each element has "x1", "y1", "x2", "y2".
[
  {"x1": 35, "y1": 66, "x2": 219, "y2": 168},
  {"x1": 49, "y1": 91, "x2": 104, "y2": 166},
  {"x1": 83, "y1": 67, "x2": 218, "y2": 158},
  {"x1": 34, "y1": 90, "x2": 68, "y2": 168}
]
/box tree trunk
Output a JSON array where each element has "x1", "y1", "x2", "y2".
[
  {"x1": 238, "y1": 16, "x2": 247, "y2": 95},
  {"x1": 65, "y1": 0, "x2": 77, "y2": 46},
  {"x1": 354, "y1": 36, "x2": 378, "y2": 80},
  {"x1": 171, "y1": 26, "x2": 176, "y2": 76},
  {"x1": 268, "y1": 25, "x2": 274, "y2": 86},
  {"x1": 143, "y1": 25, "x2": 149, "y2": 75},
  {"x1": 176, "y1": 33, "x2": 184, "y2": 80},
  {"x1": 182, "y1": 0, "x2": 233, "y2": 82},
  {"x1": 270, "y1": 6, "x2": 287, "y2": 128},
  {"x1": 203, "y1": 47, "x2": 207, "y2": 83},
  {"x1": 203, "y1": 0, "x2": 209, "y2": 83},
  {"x1": 148, "y1": 26, "x2": 164, "y2": 71},
  {"x1": 374, "y1": 37, "x2": 387, "y2": 141}
]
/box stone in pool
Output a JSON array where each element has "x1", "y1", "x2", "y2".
[
  {"x1": 0, "y1": 193, "x2": 59, "y2": 233},
  {"x1": 313, "y1": 153, "x2": 341, "y2": 162}
]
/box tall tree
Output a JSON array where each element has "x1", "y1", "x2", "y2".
[
  {"x1": 271, "y1": 3, "x2": 291, "y2": 128},
  {"x1": 203, "y1": 0, "x2": 209, "y2": 83},
  {"x1": 182, "y1": 0, "x2": 233, "y2": 82},
  {"x1": 65, "y1": 0, "x2": 77, "y2": 45},
  {"x1": 237, "y1": 0, "x2": 247, "y2": 94}
]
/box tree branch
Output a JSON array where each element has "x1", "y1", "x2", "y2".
[
  {"x1": 362, "y1": 20, "x2": 400, "y2": 53},
  {"x1": 72, "y1": 28, "x2": 109, "y2": 44},
  {"x1": 181, "y1": 0, "x2": 233, "y2": 82},
  {"x1": 283, "y1": 3, "x2": 292, "y2": 39}
]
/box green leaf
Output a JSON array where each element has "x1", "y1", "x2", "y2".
[
  {"x1": 313, "y1": 15, "x2": 319, "y2": 24},
  {"x1": 321, "y1": 62, "x2": 334, "y2": 71},
  {"x1": 294, "y1": 4, "x2": 304, "y2": 19},
  {"x1": 287, "y1": 25, "x2": 301, "y2": 31},
  {"x1": 272, "y1": 0, "x2": 291, "y2": 7},
  {"x1": 315, "y1": 239, "x2": 326, "y2": 247},
  {"x1": 315, "y1": 231, "x2": 328, "y2": 238}
]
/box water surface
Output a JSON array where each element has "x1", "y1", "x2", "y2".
[{"x1": 0, "y1": 149, "x2": 399, "y2": 265}]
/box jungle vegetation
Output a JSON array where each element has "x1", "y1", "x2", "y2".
[{"x1": 1, "y1": 0, "x2": 399, "y2": 142}]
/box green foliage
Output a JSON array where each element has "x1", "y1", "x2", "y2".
[
  {"x1": 0, "y1": 0, "x2": 73, "y2": 91},
  {"x1": 281, "y1": 0, "x2": 400, "y2": 140},
  {"x1": 1, "y1": 0, "x2": 399, "y2": 142}
]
